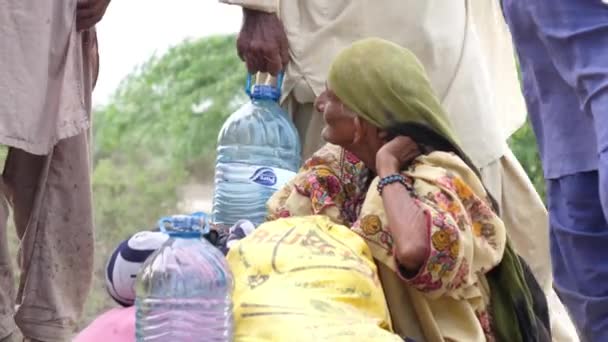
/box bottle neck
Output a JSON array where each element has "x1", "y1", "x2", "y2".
[
  {"x1": 166, "y1": 232, "x2": 202, "y2": 239},
  {"x1": 251, "y1": 97, "x2": 278, "y2": 104},
  {"x1": 157, "y1": 214, "x2": 210, "y2": 238},
  {"x1": 250, "y1": 85, "x2": 280, "y2": 102}
]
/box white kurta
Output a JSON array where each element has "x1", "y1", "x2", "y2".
[
  {"x1": 220, "y1": 0, "x2": 526, "y2": 169},
  {"x1": 219, "y1": 2, "x2": 581, "y2": 342}
]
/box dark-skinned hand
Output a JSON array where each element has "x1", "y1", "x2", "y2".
[
  {"x1": 77, "y1": 0, "x2": 111, "y2": 31},
  {"x1": 236, "y1": 8, "x2": 289, "y2": 76}
]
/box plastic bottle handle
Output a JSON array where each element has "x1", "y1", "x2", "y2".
[{"x1": 245, "y1": 72, "x2": 284, "y2": 97}]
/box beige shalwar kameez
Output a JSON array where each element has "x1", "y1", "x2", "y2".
[
  {"x1": 0, "y1": 1, "x2": 96, "y2": 340},
  {"x1": 221, "y1": 0, "x2": 578, "y2": 340}
]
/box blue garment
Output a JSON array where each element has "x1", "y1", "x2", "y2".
[
  {"x1": 548, "y1": 173, "x2": 608, "y2": 342},
  {"x1": 502, "y1": 1, "x2": 608, "y2": 341},
  {"x1": 501, "y1": 0, "x2": 608, "y2": 180}
]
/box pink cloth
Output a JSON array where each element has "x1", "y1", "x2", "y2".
[{"x1": 73, "y1": 307, "x2": 135, "y2": 342}]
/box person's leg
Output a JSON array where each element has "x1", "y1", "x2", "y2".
[
  {"x1": 0, "y1": 180, "x2": 16, "y2": 340},
  {"x1": 2, "y1": 133, "x2": 94, "y2": 342},
  {"x1": 548, "y1": 173, "x2": 608, "y2": 342},
  {"x1": 590, "y1": 77, "x2": 608, "y2": 342},
  {"x1": 480, "y1": 150, "x2": 579, "y2": 342},
  {"x1": 502, "y1": 1, "x2": 608, "y2": 339}
]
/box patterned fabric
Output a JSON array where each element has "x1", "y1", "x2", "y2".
[
  {"x1": 267, "y1": 144, "x2": 508, "y2": 341},
  {"x1": 352, "y1": 152, "x2": 506, "y2": 342},
  {"x1": 267, "y1": 143, "x2": 370, "y2": 226}
]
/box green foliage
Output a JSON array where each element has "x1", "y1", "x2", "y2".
[
  {"x1": 90, "y1": 34, "x2": 247, "y2": 246},
  {"x1": 92, "y1": 155, "x2": 186, "y2": 241},
  {"x1": 85, "y1": 154, "x2": 187, "y2": 322},
  {"x1": 83, "y1": 35, "x2": 247, "y2": 328},
  {"x1": 94, "y1": 35, "x2": 247, "y2": 180},
  {"x1": 91, "y1": 34, "x2": 247, "y2": 268},
  {"x1": 508, "y1": 121, "x2": 546, "y2": 200}
]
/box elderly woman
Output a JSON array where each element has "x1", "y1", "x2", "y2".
[{"x1": 266, "y1": 38, "x2": 549, "y2": 341}]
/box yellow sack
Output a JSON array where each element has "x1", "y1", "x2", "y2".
[{"x1": 226, "y1": 215, "x2": 402, "y2": 342}]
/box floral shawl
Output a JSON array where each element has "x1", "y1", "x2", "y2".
[
  {"x1": 266, "y1": 38, "x2": 545, "y2": 342},
  {"x1": 267, "y1": 144, "x2": 507, "y2": 341}
]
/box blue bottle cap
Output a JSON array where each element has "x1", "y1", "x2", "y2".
[
  {"x1": 157, "y1": 212, "x2": 211, "y2": 238},
  {"x1": 245, "y1": 72, "x2": 284, "y2": 102},
  {"x1": 250, "y1": 84, "x2": 281, "y2": 101}
]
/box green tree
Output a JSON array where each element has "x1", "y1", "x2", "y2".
[
  {"x1": 92, "y1": 34, "x2": 248, "y2": 249},
  {"x1": 94, "y1": 34, "x2": 247, "y2": 180},
  {"x1": 85, "y1": 35, "x2": 247, "y2": 325}
]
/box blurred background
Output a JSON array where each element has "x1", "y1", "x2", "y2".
[{"x1": 0, "y1": 0, "x2": 546, "y2": 331}]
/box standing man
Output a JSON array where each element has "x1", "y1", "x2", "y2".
[
  {"x1": 219, "y1": 0, "x2": 578, "y2": 341},
  {"x1": 0, "y1": 0, "x2": 110, "y2": 341},
  {"x1": 501, "y1": 1, "x2": 608, "y2": 341}
]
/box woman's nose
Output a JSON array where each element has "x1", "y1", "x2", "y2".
[{"x1": 314, "y1": 95, "x2": 327, "y2": 114}]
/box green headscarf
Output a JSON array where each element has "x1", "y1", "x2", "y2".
[
  {"x1": 328, "y1": 39, "x2": 458, "y2": 146},
  {"x1": 328, "y1": 38, "x2": 550, "y2": 342},
  {"x1": 327, "y1": 38, "x2": 480, "y2": 177}
]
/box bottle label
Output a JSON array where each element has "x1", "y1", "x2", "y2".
[
  {"x1": 217, "y1": 163, "x2": 297, "y2": 190},
  {"x1": 249, "y1": 166, "x2": 296, "y2": 189}
]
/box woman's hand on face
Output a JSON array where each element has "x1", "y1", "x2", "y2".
[{"x1": 375, "y1": 136, "x2": 421, "y2": 177}]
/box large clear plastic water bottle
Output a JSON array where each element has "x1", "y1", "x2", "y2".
[
  {"x1": 213, "y1": 73, "x2": 301, "y2": 228},
  {"x1": 135, "y1": 213, "x2": 233, "y2": 341}
]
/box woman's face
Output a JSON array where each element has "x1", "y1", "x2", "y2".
[
  {"x1": 314, "y1": 87, "x2": 358, "y2": 146},
  {"x1": 314, "y1": 86, "x2": 386, "y2": 169}
]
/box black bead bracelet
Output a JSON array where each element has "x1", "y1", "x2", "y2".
[{"x1": 377, "y1": 174, "x2": 409, "y2": 195}]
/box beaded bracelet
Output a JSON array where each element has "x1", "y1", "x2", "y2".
[{"x1": 377, "y1": 174, "x2": 409, "y2": 195}]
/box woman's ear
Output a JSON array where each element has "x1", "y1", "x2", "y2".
[
  {"x1": 353, "y1": 118, "x2": 385, "y2": 146},
  {"x1": 378, "y1": 130, "x2": 391, "y2": 143},
  {"x1": 352, "y1": 116, "x2": 364, "y2": 144}
]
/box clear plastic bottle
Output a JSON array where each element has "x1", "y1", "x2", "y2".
[
  {"x1": 213, "y1": 73, "x2": 301, "y2": 228},
  {"x1": 135, "y1": 213, "x2": 233, "y2": 341}
]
